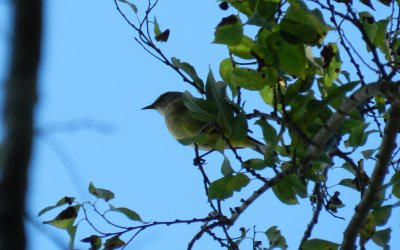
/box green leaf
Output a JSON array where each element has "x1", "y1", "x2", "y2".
[
  {"x1": 255, "y1": 119, "x2": 278, "y2": 145},
  {"x1": 266, "y1": 32, "x2": 307, "y2": 79},
  {"x1": 361, "y1": 149, "x2": 377, "y2": 159},
  {"x1": 155, "y1": 29, "x2": 170, "y2": 42},
  {"x1": 153, "y1": 17, "x2": 161, "y2": 37},
  {"x1": 44, "y1": 205, "x2": 80, "y2": 230},
  {"x1": 214, "y1": 15, "x2": 243, "y2": 46},
  {"x1": 214, "y1": 137, "x2": 227, "y2": 152},
  {"x1": 265, "y1": 226, "x2": 288, "y2": 250},
  {"x1": 264, "y1": 148, "x2": 278, "y2": 166},
  {"x1": 104, "y1": 235, "x2": 125, "y2": 249},
  {"x1": 224, "y1": 0, "x2": 257, "y2": 17},
  {"x1": 372, "y1": 188, "x2": 387, "y2": 209},
  {"x1": 109, "y1": 204, "x2": 142, "y2": 222},
  {"x1": 205, "y1": 69, "x2": 234, "y2": 130},
  {"x1": 67, "y1": 225, "x2": 77, "y2": 250},
  {"x1": 390, "y1": 171, "x2": 400, "y2": 198},
  {"x1": 247, "y1": 0, "x2": 280, "y2": 27},
  {"x1": 228, "y1": 35, "x2": 255, "y2": 59},
  {"x1": 302, "y1": 99, "x2": 331, "y2": 124},
  {"x1": 372, "y1": 228, "x2": 391, "y2": 247},
  {"x1": 324, "y1": 81, "x2": 359, "y2": 105},
  {"x1": 242, "y1": 158, "x2": 268, "y2": 170},
  {"x1": 272, "y1": 175, "x2": 299, "y2": 205},
  {"x1": 321, "y1": 43, "x2": 342, "y2": 88},
  {"x1": 89, "y1": 182, "x2": 115, "y2": 201},
  {"x1": 339, "y1": 178, "x2": 357, "y2": 190},
  {"x1": 302, "y1": 239, "x2": 339, "y2": 250},
  {"x1": 231, "y1": 112, "x2": 248, "y2": 141},
  {"x1": 259, "y1": 85, "x2": 275, "y2": 107},
  {"x1": 287, "y1": 174, "x2": 307, "y2": 198},
  {"x1": 359, "y1": 12, "x2": 389, "y2": 52},
  {"x1": 208, "y1": 173, "x2": 250, "y2": 200},
  {"x1": 171, "y1": 57, "x2": 204, "y2": 90},
  {"x1": 371, "y1": 205, "x2": 392, "y2": 226},
  {"x1": 118, "y1": 0, "x2": 138, "y2": 13},
  {"x1": 221, "y1": 156, "x2": 234, "y2": 176},
  {"x1": 81, "y1": 235, "x2": 102, "y2": 250},
  {"x1": 182, "y1": 91, "x2": 216, "y2": 121},
  {"x1": 280, "y1": 1, "x2": 332, "y2": 45},
  {"x1": 38, "y1": 196, "x2": 75, "y2": 217},
  {"x1": 153, "y1": 17, "x2": 169, "y2": 42},
  {"x1": 231, "y1": 68, "x2": 267, "y2": 90},
  {"x1": 375, "y1": 95, "x2": 386, "y2": 114},
  {"x1": 360, "y1": 214, "x2": 376, "y2": 239},
  {"x1": 219, "y1": 58, "x2": 237, "y2": 96},
  {"x1": 346, "y1": 122, "x2": 374, "y2": 147},
  {"x1": 341, "y1": 162, "x2": 356, "y2": 175}
]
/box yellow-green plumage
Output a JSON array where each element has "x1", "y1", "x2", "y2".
[{"x1": 143, "y1": 92, "x2": 266, "y2": 153}]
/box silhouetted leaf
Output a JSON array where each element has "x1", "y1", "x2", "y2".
[
  {"x1": 265, "y1": 226, "x2": 288, "y2": 250},
  {"x1": 118, "y1": 0, "x2": 138, "y2": 13},
  {"x1": 372, "y1": 228, "x2": 391, "y2": 247},
  {"x1": 339, "y1": 178, "x2": 357, "y2": 190},
  {"x1": 390, "y1": 171, "x2": 400, "y2": 198},
  {"x1": 221, "y1": 156, "x2": 234, "y2": 176},
  {"x1": 44, "y1": 205, "x2": 80, "y2": 230},
  {"x1": 155, "y1": 29, "x2": 170, "y2": 42},
  {"x1": 242, "y1": 158, "x2": 268, "y2": 170},
  {"x1": 38, "y1": 196, "x2": 75, "y2": 217},
  {"x1": 104, "y1": 235, "x2": 125, "y2": 249},
  {"x1": 89, "y1": 182, "x2": 115, "y2": 201},
  {"x1": 109, "y1": 204, "x2": 142, "y2": 222},
  {"x1": 171, "y1": 57, "x2": 204, "y2": 90},
  {"x1": 81, "y1": 235, "x2": 102, "y2": 250},
  {"x1": 372, "y1": 205, "x2": 392, "y2": 226},
  {"x1": 68, "y1": 225, "x2": 77, "y2": 250}
]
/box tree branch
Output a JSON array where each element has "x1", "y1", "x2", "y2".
[
  {"x1": 299, "y1": 81, "x2": 400, "y2": 175},
  {"x1": 340, "y1": 104, "x2": 400, "y2": 250}
]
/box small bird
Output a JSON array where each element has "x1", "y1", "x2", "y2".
[{"x1": 142, "y1": 91, "x2": 266, "y2": 153}]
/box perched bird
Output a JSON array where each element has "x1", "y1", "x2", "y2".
[{"x1": 142, "y1": 91, "x2": 266, "y2": 153}]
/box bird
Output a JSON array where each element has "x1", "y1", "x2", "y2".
[{"x1": 142, "y1": 91, "x2": 266, "y2": 154}]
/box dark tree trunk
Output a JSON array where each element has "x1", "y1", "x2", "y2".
[{"x1": 0, "y1": 0, "x2": 42, "y2": 249}]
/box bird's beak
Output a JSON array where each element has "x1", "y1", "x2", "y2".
[{"x1": 142, "y1": 104, "x2": 156, "y2": 110}]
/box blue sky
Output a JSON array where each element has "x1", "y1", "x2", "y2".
[{"x1": 0, "y1": 0, "x2": 399, "y2": 249}]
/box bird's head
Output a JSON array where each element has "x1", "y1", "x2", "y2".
[{"x1": 142, "y1": 91, "x2": 183, "y2": 116}]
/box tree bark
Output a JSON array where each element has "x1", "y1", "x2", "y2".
[{"x1": 0, "y1": 0, "x2": 42, "y2": 249}]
